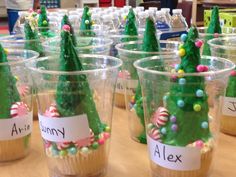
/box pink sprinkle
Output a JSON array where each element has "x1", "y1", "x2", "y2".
[
  {"x1": 195, "y1": 140, "x2": 204, "y2": 148},
  {"x1": 103, "y1": 132, "x2": 110, "y2": 139},
  {"x1": 63, "y1": 25, "x2": 71, "y2": 32},
  {"x1": 44, "y1": 141, "x2": 51, "y2": 148},
  {"x1": 98, "y1": 138, "x2": 105, "y2": 145},
  {"x1": 214, "y1": 33, "x2": 219, "y2": 38},
  {"x1": 230, "y1": 70, "x2": 236, "y2": 76},
  {"x1": 195, "y1": 40, "x2": 203, "y2": 48},
  {"x1": 196, "y1": 65, "x2": 205, "y2": 72}
]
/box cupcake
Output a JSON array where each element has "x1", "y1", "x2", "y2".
[
  {"x1": 0, "y1": 44, "x2": 31, "y2": 162},
  {"x1": 147, "y1": 27, "x2": 215, "y2": 177},
  {"x1": 220, "y1": 69, "x2": 236, "y2": 135},
  {"x1": 39, "y1": 16, "x2": 111, "y2": 176}
]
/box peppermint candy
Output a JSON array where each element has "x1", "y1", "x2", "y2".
[
  {"x1": 152, "y1": 107, "x2": 169, "y2": 127},
  {"x1": 45, "y1": 104, "x2": 60, "y2": 118},
  {"x1": 149, "y1": 127, "x2": 162, "y2": 141},
  {"x1": 57, "y1": 141, "x2": 71, "y2": 150},
  {"x1": 74, "y1": 129, "x2": 95, "y2": 148},
  {"x1": 10, "y1": 102, "x2": 29, "y2": 118},
  {"x1": 18, "y1": 85, "x2": 30, "y2": 97}
]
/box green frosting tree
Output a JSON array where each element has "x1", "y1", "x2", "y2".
[
  {"x1": 162, "y1": 27, "x2": 211, "y2": 146},
  {"x1": 24, "y1": 20, "x2": 44, "y2": 57},
  {"x1": 79, "y1": 6, "x2": 95, "y2": 37},
  {"x1": 0, "y1": 44, "x2": 20, "y2": 119},
  {"x1": 226, "y1": 69, "x2": 236, "y2": 97},
  {"x1": 202, "y1": 6, "x2": 222, "y2": 56},
  {"x1": 134, "y1": 18, "x2": 161, "y2": 144},
  {"x1": 55, "y1": 25, "x2": 103, "y2": 135},
  {"x1": 38, "y1": 5, "x2": 50, "y2": 36},
  {"x1": 61, "y1": 15, "x2": 77, "y2": 46}
]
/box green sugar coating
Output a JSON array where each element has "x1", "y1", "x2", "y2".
[
  {"x1": 79, "y1": 6, "x2": 96, "y2": 37},
  {"x1": 134, "y1": 18, "x2": 161, "y2": 144},
  {"x1": 55, "y1": 29, "x2": 103, "y2": 135},
  {"x1": 163, "y1": 27, "x2": 211, "y2": 146},
  {"x1": 38, "y1": 6, "x2": 49, "y2": 33},
  {"x1": 0, "y1": 44, "x2": 20, "y2": 119},
  {"x1": 124, "y1": 9, "x2": 138, "y2": 36},
  {"x1": 24, "y1": 21, "x2": 44, "y2": 57},
  {"x1": 203, "y1": 6, "x2": 222, "y2": 56},
  {"x1": 61, "y1": 15, "x2": 77, "y2": 46},
  {"x1": 226, "y1": 69, "x2": 236, "y2": 97}
]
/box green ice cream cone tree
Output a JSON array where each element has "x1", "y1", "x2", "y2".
[
  {"x1": 0, "y1": 44, "x2": 20, "y2": 119},
  {"x1": 38, "y1": 5, "x2": 50, "y2": 36},
  {"x1": 122, "y1": 8, "x2": 138, "y2": 43},
  {"x1": 133, "y1": 18, "x2": 161, "y2": 144},
  {"x1": 202, "y1": 6, "x2": 222, "y2": 56},
  {"x1": 61, "y1": 15, "x2": 77, "y2": 46},
  {"x1": 55, "y1": 25, "x2": 103, "y2": 135},
  {"x1": 24, "y1": 15, "x2": 44, "y2": 57},
  {"x1": 226, "y1": 69, "x2": 236, "y2": 97},
  {"x1": 157, "y1": 27, "x2": 211, "y2": 146},
  {"x1": 79, "y1": 6, "x2": 96, "y2": 37}
]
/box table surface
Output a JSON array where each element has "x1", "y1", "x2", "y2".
[{"x1": 0, "y1": 107, "x2": 236, "y2": 177}]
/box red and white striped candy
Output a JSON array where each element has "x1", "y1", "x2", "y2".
[
  {"x1": 74, "y1": 129, "x2": 95, "y2": 148},
  {"x1": 18, "y1": 85, "x2": 30, "y2": 97},
  {"x1": 151, "y1": 107, "x2": 169, "y2": 127},
  {"x1": 10, "y1": 102, "x2": 29, "y2": 118},
  {"x1": 149, "y1": 127, "x2": 162, "y2": 141},
  {"x1": 45, "y1": 104, "x2": 60, "y2": 118},
  {"x1": 57, "y1": 141, "x2": 71, "y2": 150}
]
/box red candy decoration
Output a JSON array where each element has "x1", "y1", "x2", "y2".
[
  {"x1": 195, "y1": 40, "x2": 203, "y2": 48},
  {"x1": 62, "y1": 25, "x2": 71, "y2": 32},
  {"x1": 149, "y1": 127, "x2": 162, "y2": 141},
  {"x1": 18, "y1": 85, "x2": 30, "y2": 97},
  {"x1": 10, "y1": 102, "x2": 29, "y2": 118},
  {"x1": 57, "y1": 141, "x2": 71, "y2": 150},
  {"x1": 37, "y1": 9, "x2": 41, "y2": 14},
  {"x1": 74, "y1": 129, "x2": 95, "y2": 148},
  {"x1": 151, "y1": 107, "x2": 169, "y2": 127},
  {"x1": 230, "y1": 70, "x2": 236, "y2": 76},
  {"x1": 196, "y1": 65, "x2": 205, "y2": 72},
  {"x1": 45, "y1": 104, "x2": 60, "y2": 118}
]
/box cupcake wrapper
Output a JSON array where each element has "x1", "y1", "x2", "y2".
[
  {"x1": 150, "y1": 147, "x2": 214, "y2": 177},
  {"x1": 47, "y1": 143, "x2": 109, "y2": 177},
  {"x1": 0, "y1": 136, "x2": 30, "y2": 162}
]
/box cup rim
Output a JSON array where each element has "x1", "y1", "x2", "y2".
[
  {"x1": 208, "y1": 36, "x2": 236, "y2": 50},
  {"x1": 0, "y1": 34, "x2": 40, "y2": 43},
  {"x1": 28, "y1": 54, "x2": 123, "y2": 75},
  {"x1": 115, "y1": 40, "x2": 180, "y2": 55},
  {"x1": 198, "y1": 27, "x2": 236, "y2": 37},
  {"x1": 43, "y1": 36, "x2": 113, "y2": 51},
  {"x1": 0, "y1": 49, "x2": 39, "y2": 66},
  {"x1": 134, "y1": 55, "x2": 235, "y2": 77}
]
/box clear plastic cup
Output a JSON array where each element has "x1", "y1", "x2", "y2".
[
  {"x1": 42, "y1": 36, "x2": 113, "y2": 56},
  {"x1": 134, "y1": 55, "x2": 234, "y2": 177},
  {"x1": 208, "y1": 37, "x2": 236, "y2": 136},
  {"x1": 73, "y1": 25, "x2": 110, "y2": 37},
  {"x1": 0, "y1": 49, "x2": 39, "y2": 162},
  {"x1": 27, "y1": 54, "x2": 122, "y2": 177},
  {"x1": 115, "y1": 40, "x2": 180, "y2": 143},
  {"x1": 198, "y1": 27, "x2": 236, "y2": 55}
]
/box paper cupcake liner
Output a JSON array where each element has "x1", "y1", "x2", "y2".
[
  {"x1": 0, "y1": 135, "x2": 30, "y2": 162},
  {"x1": 150, "y1": 147, "x2": 214, "y2": 177},
  {"x1": 114, "y1": 93, "x2": 126, "y2": 108},
  {"x1": 47, "y1": 143, "x2": 109, "y2": 177},
  {"x1": 220, "y1": 115, "x2": 236, "y2": 136}
]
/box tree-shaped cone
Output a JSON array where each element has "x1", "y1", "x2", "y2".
[
  {"x1": 124, "y1": 9, "x2": 138, "y2": 36},
  {"x1": 0, "y1": 44, "x2": 20, "y2": 118},
  {"x1": 38, "y1": 5, "x2": 49, "y2": 33},
  {"x1": 202, "y1": 6, "x2": 222, "y2": 56},
  {"x1": 226, "y1": 69, "x2": 236, "y2": 97},
  {"x1": 55, "y1": 25, "x2": 103, "y2": 135},
  {"x1": 134, "y1": 18, "x2": 161, "y2": 144},
  {"x1": 162, "y1": 27, "x2": 211, "y2": 146},
  {"x1": 24, "y1": 18, "x2": 44, "y2": 57},
  {"x1": 61, "y1": 15, "x2": 77, "y2": 46},
  {"x1": 79, "y1": 6, "x2": 95, "y2": 37}
]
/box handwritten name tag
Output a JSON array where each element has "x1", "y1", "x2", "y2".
[
  {"x1": 0, "y1": 113, "x2": 32, "y2": 141},
  {"x1": 222, "y1": 97, "x2": 236, "y2": 117},
  {"x1": 38, "y1": 114, "x2": 90, "y2": 142},
  {"x1": 116, "y1": 79, "x2": 138, "y2": 95},
  {"x1": 147, "y1": 136, "x2": 201, "y2": 171}
]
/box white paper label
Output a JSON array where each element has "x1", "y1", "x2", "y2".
[
  {"x1": 147, "y1": 136, "x2": 201, "y2": 171},
  {"x1": 116, "y1": 79, "x2": 138, "y2": 95},
  {"x1": 38, "y1": 114, "x2": 90, "y2": 142},
  {"x1": 0, "y1": 113, "x2": 32, "y2": 141},
  {"x1": 222, "y1": 97, "x2": 236, "y2": 117},
  {"x1": 116, "y1": 78, "x2": 125, "y2": 94}
]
